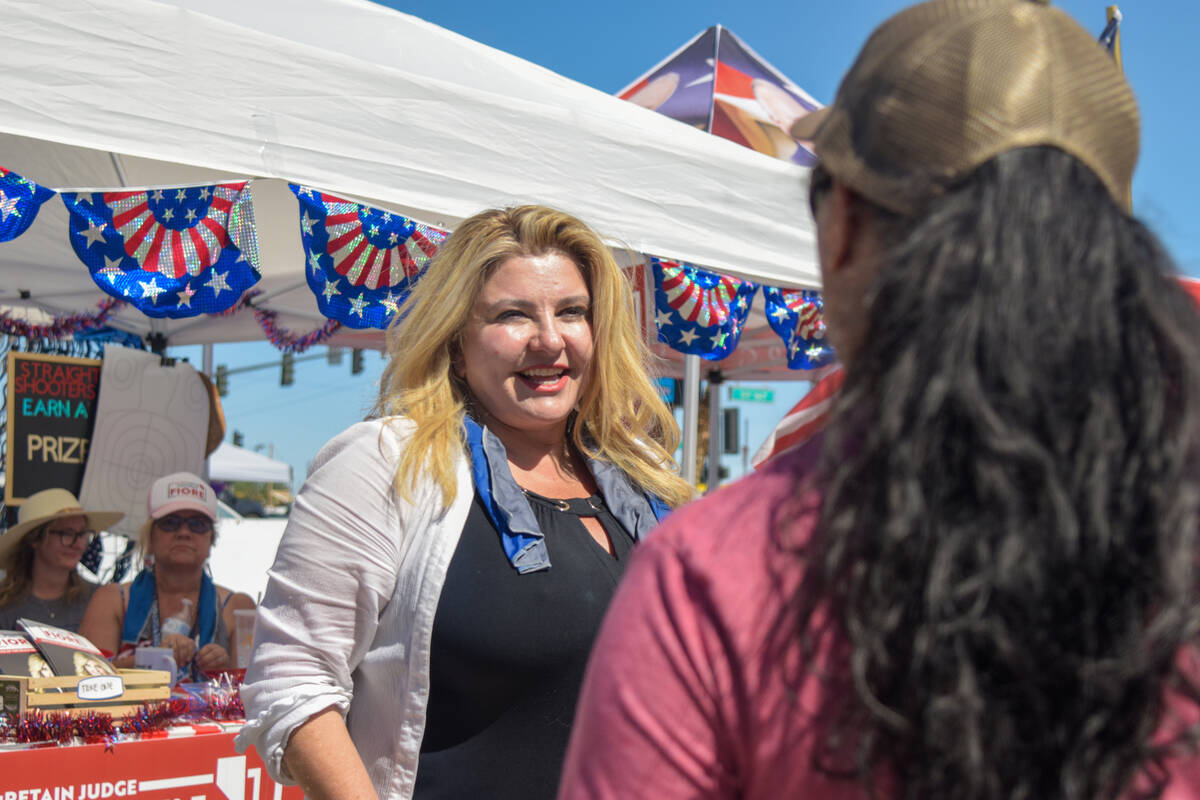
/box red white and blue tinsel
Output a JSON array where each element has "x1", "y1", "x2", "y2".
[
  {"x1": 291, "y1": 184, "x2": 447, "y2": 330},
  {"x1": 0, "y1": 167, "x2": 55, "y2": 242},
  {"x1": 650, "y1": 257, "x2": 757, "y2": 360},
  {"x1": 61, "y1": 182, "x2": 261, "y2": 318},
  {"x1": 762, "y1": 286, "x2": 836, "y2": 369}
]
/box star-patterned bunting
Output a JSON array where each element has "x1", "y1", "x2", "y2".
[
  {"x1": 650, "y1": 257, "x2": 757, "y2": 360},
  {"x1": 290, "y1": 184, "x2": 447, "y2": 329},
  {"x1": 61, "y1": 182, "x2": 261, "y2": 318},
  {"x1": 762, "y1": 286, "x2": 836, "y2": 369},
  {"x1": 0, "y1": 167, "x2": 55, "y2": 242}
]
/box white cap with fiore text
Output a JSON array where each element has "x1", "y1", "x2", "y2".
[{"x1": 148, "y1": 471, "x2": 218, "y2": 520}]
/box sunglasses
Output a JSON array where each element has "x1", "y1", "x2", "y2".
[
  {"x1": 154, "y1": 515, "x2": 213, "y2": 534},
  {"x1": 46, "y1": 529, "x2": 98, "y2": 547},
  {"x1": 808, "y1": 162, "x2": 833, "y2": 218}
]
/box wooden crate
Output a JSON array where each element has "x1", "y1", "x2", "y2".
[{"x1": 0, "y1": 669, "x2": 171, "y2": 719}]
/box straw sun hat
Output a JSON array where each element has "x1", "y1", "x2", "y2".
[{"x1": 0, "y1": 488, "x2": 124, "y2": 562}]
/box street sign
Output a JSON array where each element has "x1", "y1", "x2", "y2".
[{"x1": 729, "y1": 386, "x2": 774, "y2": 403}]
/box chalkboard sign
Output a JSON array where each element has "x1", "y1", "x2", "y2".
[{"x1": 5, "y1": 352, "x2": 101, "y2": 505}]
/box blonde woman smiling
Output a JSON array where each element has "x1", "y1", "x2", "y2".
[{"x1": 237, "y1": 205, "x2": 691, "y2": 800}]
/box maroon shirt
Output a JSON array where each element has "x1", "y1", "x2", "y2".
[{"x1": 559, "y1": 439, "x2": 1200, "y2": 800}]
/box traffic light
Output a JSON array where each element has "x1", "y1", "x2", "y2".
[
  {"x1": 351, "y1": 348, "x2": 365, "y2": 375},
  {"x1": 233, "y1": 430, "x2": 244, "y2": 447},
  {"x1": 722, "y1": 407, "x2": 740, "y2": 454},
  {"x1": 215, "y1": 364, "x2": 229, "y2": 397},
  {"x1": 327, "y1": 347, "x2": 344, "y2": 366},
  {"x1": 281, "y1": 352, "x2": 295, "y2": 386}
]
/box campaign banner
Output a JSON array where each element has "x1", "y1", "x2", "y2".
[
  {"x1": 0, "y1": 729, "x2": 304, "y2": 800},
  {"x1": 4, "y1": 352, "x2": 101, "y2": 504}
]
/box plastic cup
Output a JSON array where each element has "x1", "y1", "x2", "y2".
[{"x1": 233, "y1": 609, "x2": 257, "y2": 668}]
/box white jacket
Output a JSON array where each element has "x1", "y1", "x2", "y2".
[
  {"x1": 235, "y1": 416, "x2": 665, "y2": 799},
  {"x1": 235, "y1": 418, "x2": 473, "y2": 800}
]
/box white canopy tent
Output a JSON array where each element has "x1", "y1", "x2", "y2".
[
  {"x1": 0, "y1": 0, "x2": 818, "y2": 351},
  {"x1": 207, "y1": 442, "x2": 292, "y2": 485},
  {"x1": 0, "y1": 0, "x2": 824, "y2": 485}
]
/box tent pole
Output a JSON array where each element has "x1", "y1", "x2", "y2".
[
  {"x1": 681, "y1": 354, "x2": 701, "y2": 485},
  {"x1": 108, "y1": 153, "x2": 129, "y2": 187},
  {"x1": 706, "y1": 369, "x2": 724, "y2": 494}
]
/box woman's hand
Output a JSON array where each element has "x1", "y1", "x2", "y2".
[
  {"x1": 194, "y1": 643, "x2": 231, "y2": 673},
  {"x1": 160, "y1": 633, "x2": 196, "y2": 667}
]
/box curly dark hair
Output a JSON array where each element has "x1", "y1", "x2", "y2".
[{"x1": 791, "y1": 146, "x2": 1200, "y2": 799}]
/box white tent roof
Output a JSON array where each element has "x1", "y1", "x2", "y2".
[
  {"x1": 207, "y1": 442, "x2": 292, "y2": 484},
  {"x1": 0, "y1": 0, "x2": 817, "y2": 348}
]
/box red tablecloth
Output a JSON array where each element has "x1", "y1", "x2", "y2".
[{"x1": 0, "y1": 723, "x2": 303, "y2": 800}]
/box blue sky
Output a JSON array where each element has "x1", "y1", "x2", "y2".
[{"x1": 184, "y1": 0, "x2": 1200, "y2": 489}]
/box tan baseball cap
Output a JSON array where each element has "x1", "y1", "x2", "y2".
[{"x1": 791, "y1": 0, "x2": 1139, "y2": 214}]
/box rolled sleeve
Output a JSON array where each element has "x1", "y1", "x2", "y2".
[{"x1": 235, "y1": 420, "x2": 409, "y2": 783}]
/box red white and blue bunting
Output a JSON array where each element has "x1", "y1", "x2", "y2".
[
  {"x1": 650, "y1": 257, "x2": 757, "y2": 360},
  {"x1": 0, "y1": 168, "x2": 55, "y2": 243},
  {"x1": 0, "y1": 164, "x2": 831, "y2": 367},
  {"x1": 61, "y1": 183, "x2": 261, "y2": 318},
  {"x1": 291, "y1": 185, "x2": 447, "y2": 330},
  {"x1": 762, "y1": 286, "x2": 835, "y2": 369}
]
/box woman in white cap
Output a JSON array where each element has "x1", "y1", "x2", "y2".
[
  {"x1": 0, "y1": 488, "x2": 123, "y2": 633},
  {"x1": 560, "y1": 2, "x2": 1200, "y2": 799},
  {"x1": 80, "y1": 472, "x2": 255, "y2": 676}
]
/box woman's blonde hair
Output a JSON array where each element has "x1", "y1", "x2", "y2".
[
  {"x1": 373, "y1": 205, "x2": 693, "y2": 509},
  {"x1": 0, "y1": 523, "x2": 89, "y2": 606}
]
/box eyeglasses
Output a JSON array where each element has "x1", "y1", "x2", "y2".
[
  {"x1": 46, "y1": 529, "x2": 98, "y2": 547},
  {"x1": 154, "y1": 515, "x2": 214, "y2": 534}
]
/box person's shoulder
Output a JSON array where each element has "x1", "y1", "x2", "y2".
[
  {"x1": 320, "y1": 417, "x2": 410, "y2": 453},
  {"x1": 88, "y1": 581, "x2": 125, "y2": 607},
  {"x1": 650, "y1": 435, "x2": 823, "y2": 560},
  {"x1": 632, "y1": 435, "x2": 823, "y2": 623},
  {"x1": 305, "y1": 417, "x2": 417, "y2": 478},
  {"x1": 622, "y1": 439, "x2": 822, "y2": 658},
  {"x1": 216, "y1": 586, "x2": 255, "y2": 611}
]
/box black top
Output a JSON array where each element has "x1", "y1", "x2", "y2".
[{"x1": 415, "y1": 488, "x2": 634, "y2": 799}]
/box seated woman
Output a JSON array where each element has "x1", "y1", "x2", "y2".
[
  {"x1": 0, "y1": 488, "x2": 123, "y2": 633},
  {"x1": 80, "y1": 472, "x2": 255, "y2": 675}
]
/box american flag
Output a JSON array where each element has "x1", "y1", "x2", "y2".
[
  {"x1": 1098, "y1": 13, "x2": 1120, "y2": 56},
  {"x1": 751, "y1": 366, "x2": 843, "y2": 467}
]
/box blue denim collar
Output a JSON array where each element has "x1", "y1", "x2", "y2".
[{"x1": 462, "y1": 416, "x2": 669, "y2": 574}]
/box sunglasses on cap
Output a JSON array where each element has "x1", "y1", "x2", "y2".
[{"x1": 154, "y1": 515, "x2": 214, "y2": 534}]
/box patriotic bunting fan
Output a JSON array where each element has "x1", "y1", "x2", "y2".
[
  {"x1": 62, "y1": 182, "x2": 261, "y2": 318},
  {"x1": 762, "y1": 286, "x2": 836, "y2": 370},
  {"x1": 291, "y1": 185, "x2": 447, "y2": 329},
  {"x1": 651, "y1": 257, "x2": 757, "y2": 360},
  {"x1": 0, "y1": 167, "x2": 55, "y2": 243}
]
